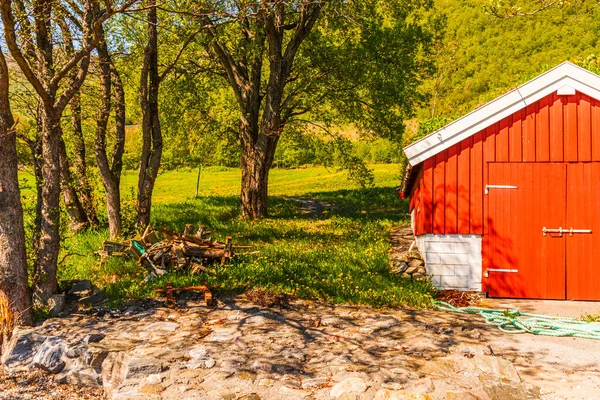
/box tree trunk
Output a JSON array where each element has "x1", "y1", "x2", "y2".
[
  {"x1": 108, "y1": 63, "x2": 126, "y2": 238},
  {"x1": 34, "y1": 113, "x2": 63, "y2": 303},
  {"x1": 30, "y1": 109, "x2": 44, "y2": 265},
  {"x1": 70, "y1": 92, "x2": 98, "y2": 226},
  {"x1": 95, "y1": 25, "x2": 125, "y2": 239},
  {"x1": 240, "y1": 131, "x2": 279, "y2": 219},
  {"x1": 0, "y1": 50, "x2": 33, "y2": 326},
  {"x1": 137, "y1": 0, "x2": 162, "y2": 229},
  {"x1": 59, "y1": 136, "x2": 89, "y2": 232}
]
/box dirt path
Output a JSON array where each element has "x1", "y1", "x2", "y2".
[{"x1": 287, "y1": 197, "x2": 331, "y2": 218}]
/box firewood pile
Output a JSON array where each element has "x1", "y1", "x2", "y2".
[{"x1": 98, "y1": 224, "x2": 251, "y2": 278}]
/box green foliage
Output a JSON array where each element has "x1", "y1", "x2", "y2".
[
  {"x1": 581, "y1": 312, "x2": 600, "y2": 323},
  {"x1": 55, "y1": 165, "x2": 437, "y2": 309},
  {"x1": 420, "y1": 0, "x2": 600, "y2": 121}
]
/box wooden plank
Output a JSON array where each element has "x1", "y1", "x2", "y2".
[
  {"x1": 470, "y1": 131, "x2": 484, "y2": 234},
  {"x1": 593, "y1": 99, "x2": 600, "y2": 161},
  {"x1": 549, "y1": 93, "x2": 564, "y2": 162},
  {"x1": 484, "y1": 124, "x2": 497, "y2": 163},
  {"x1": 433, "y1": 151, "x2": 446, "y2": 234},
  {"x1": 508, "y1": 113, "x2": 522, "y2": 162},
  {"x1": 564, "y1": 94, "x2": 579, "y2": 161},
  {"x1": 483, "y1": 126, "x2": 496, "y2": 236},
  {"x1": 486, "y1": 163, "x2": 511, "y2": 297},
  {"x1": 523, "y1": 103, "x2": 537, "y2": 161},
  {"x1": 536, "y1": 95, "x2": 550, "y2": 161},
  {"x1": 417, "y1": 172, "x2": 424, "y2": 235},
  {"x1": 566, "y1": 163, "x2": 599, "y2": 300},
  {"x1": 445, "y1": 144, "x2": 459, "y2": 234},
  {"x1": 496, "y1": 117, "x2": 509, "y2": 162},
  {"x1": 422, "y1": 158, "x2": 434, "y2": 233},
  {"x1": 457, "y1": 137, "x2": 471, "y2": 234},
  {"x1": 413, "y1": 174, "x2": 423, "y2": 235},
  {"x1": 578, "y1": 93, "x2": 592, "y2": 162}
]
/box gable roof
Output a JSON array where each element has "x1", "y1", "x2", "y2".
[{"x1": 403, "y1": 62, "x2": 600, "y2": 166}]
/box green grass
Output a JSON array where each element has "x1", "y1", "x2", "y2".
[{"x1": 50, "y1": 164, "x2": 436, "y2": 309}]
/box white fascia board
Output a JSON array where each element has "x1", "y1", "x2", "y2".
[{"x1": 404, "y1": 62, "x2": 600, "y2": 166}]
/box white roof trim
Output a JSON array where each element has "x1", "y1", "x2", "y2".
[{"x1": 404, "y1": 62, "x2": 600, "y2": 166}]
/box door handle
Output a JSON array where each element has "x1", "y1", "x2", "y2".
[
  {"x1": 567, "y1": 228, "x2": 592, "y2": 237},
  {"x1": 542, "y1": 227, "x2": 564, "y2": 237},
  {"x1": 543, "y1": 227, "x2": 592, "y2": 237}
]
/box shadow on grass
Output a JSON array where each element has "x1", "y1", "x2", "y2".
[
  {"x1": 67, "y1": 186, "x2": 434, "y2": 309},
  {"x1": 151, "y1": 186, "x2": 410, "y2": 228}
]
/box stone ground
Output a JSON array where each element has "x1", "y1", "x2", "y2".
[{"x1": 2, "y1": 294, "x2": 600, "y2": 400}]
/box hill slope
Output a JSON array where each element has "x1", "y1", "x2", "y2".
[{"x1": 423, "y1": 0, "x2": 600, "y2": 120}]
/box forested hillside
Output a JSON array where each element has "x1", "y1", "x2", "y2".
[{"x1": 420, "y1": 0, "x2": 600, "y2": 122}]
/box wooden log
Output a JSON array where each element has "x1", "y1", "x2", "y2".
[
  {"x1": 222, "y1": 236, "x2": 233, "y2": 265},
  {"x1": 142, "y1": 231, "x2": 160, "y2": 246},
  {"x1": 183, "y1": 224, "x2": 194, "y2": 236},
  {"x1": 181, "y1": 234, "x2": 211, "y2": 247},
  {"x1": 184, "y1": 247, "x2": 226, "y2": 259},
  {"x1": 102, "y1": 241, "x2": 129, "y2": 253},
  {"x1": 173, "y1": 244, "x2": 187, "y2": 268}
]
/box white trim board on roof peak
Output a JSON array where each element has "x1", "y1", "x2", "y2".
[{"x1": 403, "y1": 62, "x2": 600, "y2": 166}]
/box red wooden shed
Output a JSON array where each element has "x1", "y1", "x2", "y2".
[{"x1": 402, "y1": 62, "x2": 600, "y2": 300}]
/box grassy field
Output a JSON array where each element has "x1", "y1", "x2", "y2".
[{"x1": 29, "y1": 164, "x2": 436, "y2": 309}]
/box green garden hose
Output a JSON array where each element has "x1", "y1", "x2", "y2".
[{"x1": 437, "y1": 301, "x2": 600, "y2": 340}]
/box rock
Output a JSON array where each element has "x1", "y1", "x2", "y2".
[
  {"x1": 258, "y1": 378, "x2": 274, "y2": 386},
  {"x1": 32, "y1": 337, "x2": 67, "y2": 374},
  {"x1": 79, "y1": 286, "x2": 107, "y2": 305},
  {"x1": 1, "y1": 330, "x2": 46, "y2": 369},
  {"x1": 56, "y1": 368, "x2": 101, "y2": 388},
  {"x1": 483, "y1": 381, "x2": 540, "y2": 400},
  {"x1": 68, "y1": 280, "x2": 92, "y2": 296},
  {"x1": 374, "y1": 390, "x2": 430, "y2": 400},
  {"x1": 412, "y1": 273, "x2": 425, "y2": 280},
  {"x1": 204, "y1": 332, "x2": 235, "y2": 342},
  {"x1": 301, "y1": 376, "x2": 330, "y2": 389},
  {"x1": 280, "y1": 348, "x2": 306, "y2": 361},
  {"x1": 416, "y1": 267, "x2": 427, "y2": 275},
  {"x1": 382, "y1": 382, "x2": 404, "y2": 390},
  {"x1": 408, "y1": 259, "x2": 424, "y2": 269},
  {"x1": 405, "y1": 266, "x2": 419, "y2": 275},
  {"x1": 473, "y1": 355, "x2": 521, "y2": 382},
  {"x1": 250, "y1": 360, "x2": 273, "y2": 372},
  {"x1": 126, "y1": 357, "x2": 166, "y2": 380},
  {"x1": 239, "y1": 394, "x2": 261, "y2": 400},
  {"x1": 279, "y1": 386, "x2": 307, "y2": 398},
  {"x1": 145, "y1": 374, "x2": 163, "y2": 385},
  {"x1": 412, "y1": 377, "x2": 434, "y2": 393},
  {"x1": 48, "y1": 294, "x2": 66, "y2": 317},
  {"x1": 139, "y1": 383, "x2": 165, "y2": 395},
  {"x1": 330, "y1": 377, "x2": 369, "y2": 398},
  {"x1": 236, "y1": 371, "x2": 257, "y2": 381},
  {"x1": 84, "y1": 333, "x2": 106, "y2": 344},
  {"x1": 186, "y1": 346, "x2": 215, "y2": 369},
  {"x1": 392, "y1": 261, "x2": 409, "y2": 274},
  {"x1": 144, "y1": 322, "x2": 180, "y2": 332}
]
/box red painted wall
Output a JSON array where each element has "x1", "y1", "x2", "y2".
[{"x1": 410, "y1": 92, "x2": 600, "y2": 236}]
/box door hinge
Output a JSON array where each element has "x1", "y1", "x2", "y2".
[{"x1": 484, "y1": 268, "x2": 519, "y2": 278}]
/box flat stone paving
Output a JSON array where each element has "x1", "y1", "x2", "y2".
[
  {"x1": 3, "y1": 295, "x2": 600, "y2": 400},
  {"x1": 480, "y1": 298, "x2": 600, "y2": 319}
]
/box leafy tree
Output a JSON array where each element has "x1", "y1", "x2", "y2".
[
  {"x1": 0, "y1": 0, "x2": 136, "y2": 302},
  {"x1": 169, "y1": 0, "x2": 437, "y2": 218}
]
